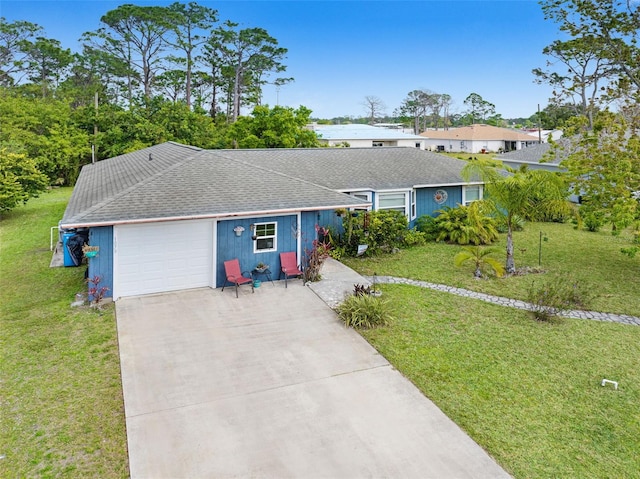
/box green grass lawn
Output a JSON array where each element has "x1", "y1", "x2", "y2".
[
  {"x1": 0, "y1": 188, "x2": 128, "y2": 478},
  {"x1": 3, "y1": 189, "x2": 639, "y2": 478},
  {"x1": 342, "y1": 222, "x2": 640, "y2": 316},
  {"x1": 360, "y1": 284, "x2": 640, "y2": 478},
  {"x1": 343, "y1": 223, "x2": 640, "y2": 478}
]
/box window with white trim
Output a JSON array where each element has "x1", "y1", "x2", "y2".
[
  {"x1": 411, "y1": 189, "x2": 417, "y2": 219},
  {"x1": 462, "y1": 185, "x2": 483, "y2": 205},
  {"x1": 377, "y1": 191, "x2": 409, "y2": 217},
  {"x1": 253, "y1": 222, "x2": 277, "y2": 252},
  {"x1": 349, "y1": 192, "x2": 372, "y2": 211}
]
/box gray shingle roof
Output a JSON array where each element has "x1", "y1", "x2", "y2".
[
  {"x1": 496, "y1": 140, "x2": 570, "y2": 165},
  {"x1": 62, "y1": 142, "x2": 203, "y2": 223},
  {"x1": 214, "y1": 147, "x2": 472, "y2": 191},
  {"x1": 61, "y1": 143, "x2": 473, "y2": 228}
]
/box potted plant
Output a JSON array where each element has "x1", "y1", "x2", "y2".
[{"x1": 256, "y1": 262, "x2": 269, "y2": 272}]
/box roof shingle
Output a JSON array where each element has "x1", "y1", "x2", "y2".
[{"x1": 61, "y1": 143, "x2": 474, "y2": 228}]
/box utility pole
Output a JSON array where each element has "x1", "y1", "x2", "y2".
[
  {"x1": 537, "y1": 103, "x2": 542, "y2": 144},
  {"x1": 93, "y1": 92, "x2": 99, "y2": 163}
]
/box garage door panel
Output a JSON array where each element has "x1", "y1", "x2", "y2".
[{"x1": 115, "y1": 221, "x2": 213, "y2": 298}]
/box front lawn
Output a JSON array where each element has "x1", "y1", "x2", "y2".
[
  {"x1": 343, "y1": 222, "x2": 640, "y2": 316},
  {"x1": 342, "y1": 222, "x2": 640, "y2": 478},
  {"x1": 0, "y1": 188, "x2": 128, "y2": 478},
  {"x1": 359, "y1": 284, "x2": 640, "y2": 478}
]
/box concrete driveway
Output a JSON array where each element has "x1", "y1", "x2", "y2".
[{"x1": 116, "y1": 281, "x2": 510, "y2": 478}]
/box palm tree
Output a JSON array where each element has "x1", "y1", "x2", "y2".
[
  {"x1": 462, "y1": 160, "x2": 569, "y2": 274},
  {"x1": 454, "y1": 246, "x2": 505, "y2": 278}
]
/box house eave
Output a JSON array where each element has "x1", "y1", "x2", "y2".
[
  {"x1": 335, "y1": 182, "x2": 484, "y2": 193},
  {"x1": 412, "y1": 182, "x2": 484, "y2": 188},
  {"x1": 60, "y1": 202, "x2": 372, "y2": 229}
]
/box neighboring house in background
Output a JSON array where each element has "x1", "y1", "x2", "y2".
[
  {"x1": 59, "y1": 142, "x2": 483, "y2": 300},
  {"x1": 497, "y1": 142, "x2": 561, "y2": 172},
  {"x1": 311, "y1": 124, "x2": 426, "y2": 149},
  {"x1": 420, "y1": 124, "x2": 541, "y2": 153},
  {"x1": 522, "y1": 128, "x2": 564, "y2": 142},
  {"x1": 496, "y1": 140, "x2": 581, "y2": 203}
]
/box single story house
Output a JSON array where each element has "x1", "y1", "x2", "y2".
[
  {"x1": 497, "y1": 142, "x2": 561, "y2": 172},
  {"x1": 420, "y1": 124, "x2": 541, "y2": 153},
  {"x1": 496, "y1": 139, "x2": 580, "y2": 203},
  {"x1": 311, "y1": 124, "x2": 426, "y2": 149},
  {"x1": 60, "y1": 142, "x2": 483, "y2": 300}
]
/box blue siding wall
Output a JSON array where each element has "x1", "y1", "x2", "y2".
[
  {"x1": 216, "y1": 215, "x2": 300, "y2": 286},
  {"x1": 316, "y1": 209, "x2": 343, "y2": 235},
  {"x1": 415, "y1": 187, "x2": 462, "y2": 220},
  {"x1": 300, "y1": 211, "x2": 321, "y2": 258},
  {"x1": 88, "y1": 226, "x2": 114, "y2": 298}
]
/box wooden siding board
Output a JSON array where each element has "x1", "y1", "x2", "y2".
[
  {"x1": 216, "y1": 215, "x2": 299, "y2": 286},
  {"x1": 88, "y1": 226, "x2": 114, "y2": 298},
  {"x1": 415, "y1": 187, "x2": 462, "y2": 219},
  {"x1": 316, "y1": 210, "x2": 343, "y2": 234},
  {"x1": 300, "y1": 211, "x2": 321, "y2": 261}
]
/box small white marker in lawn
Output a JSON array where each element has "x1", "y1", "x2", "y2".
[{"x1": 601, "y1": 379, "x2": 618, "y2": 390}]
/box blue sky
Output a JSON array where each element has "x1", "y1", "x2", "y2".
[{"x1": 2, "y1": 0, "x2": 561, "y2": 119}]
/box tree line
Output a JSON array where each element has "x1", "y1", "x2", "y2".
[
  {"x1": 0, "y1": 2, "x2": 318, "y2": 212},
  {"x1": 358, "y1": 91, "x2": 502, "y2": 132},
  {"x1": 1, "y1": 2, "x2": 290, "y2": 119},
  {"x1": 1, "y1": 0, "x2": 639, "y2": 243}
]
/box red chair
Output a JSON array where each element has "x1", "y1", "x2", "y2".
[
  {"x1": 279, "y1": 252, "x2": 303, "y2": 288},
  {"x1": 222, "y1": 259, "x2": 254, "y2": 298}
]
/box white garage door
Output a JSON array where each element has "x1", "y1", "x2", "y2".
[{"x1": 114, "y1": 220, "x2": 214, "y2": 299}]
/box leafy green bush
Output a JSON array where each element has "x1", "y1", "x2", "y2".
[
  {"x1": 415, "y1": 215, "x2": 439, "y2": 241},
  {"x1": 336, "y1": 294, "x2": 393, "y2": 329},
  {"x1": 338, "y1": 210, "x2": 409, "y2": 256},
  {"x1": 403, "y1": 228, "x2": 427, "y2": 246},
  {"x1": 432, "y1": 204, "x2": 499, "y2": 245},
  {"x1": 328, "y1": 245, "x2": 346, "y2": 260},
  {"x1": 579, "y1": 209, "x2": 605, "y2": 232},
  {"x1": 527, "y1": 276, "x2": 595, "y2": 321}
]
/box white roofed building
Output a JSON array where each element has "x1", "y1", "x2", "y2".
[{"x1": 311, "y1": 124, "x2": 426, "y2": 149}]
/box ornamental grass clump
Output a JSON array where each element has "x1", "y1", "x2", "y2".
[
  {"x1": 337, "y1": 292, "x2": 393, "y2": 329},
  {"x1": 527, "y1": 275, "x2": 595, "y2": 321}
]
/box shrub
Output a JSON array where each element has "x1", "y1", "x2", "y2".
[
  {"x1": 328, "y1": 245, "x2": 346, "y2": 260},
  {"x1": 415, "y1": 215, "x2": 439, "y2": 241},
  {"x1": 527, "y1": 276, "x2": 595, "y2": 321},
  {"x1": 433, "y1": 204, "x2": 499, "y2": 245},
  {"x1": 580, "y1": 210, "x2": 605, "y2": 232},
  {"x1": 403, "y1": 228, "x2": 427, "y2": 246},
  {"x1": 353, "y1": 283, "x2": 371, "y2": 296},
  {"x1": 339, "y1": 210, "x2": 409, "y2": 256},
  {"x1": 303, "y1": 225, "x2": 332, "y2": 282},
  {"x1": 336, "y1": 294, "x2": 393, "y2": 329},
  {"x1": 86, "y1": 275, "x2": 109, "y2": 305}
]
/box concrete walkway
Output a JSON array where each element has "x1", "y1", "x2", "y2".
[
  {"x1": 367, "y1": 275, "x2": 640, "y2": 326},
  {"x1": 117, "y1": 270, "x2": 511, "y2": 478}
]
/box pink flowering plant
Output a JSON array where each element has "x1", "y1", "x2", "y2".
[
  {"x1": 303, "y1": 225, "x2": 332, "y2": 282},
  {"x1": 86, "y1": 275, "x2": 110, "y2": 306}
]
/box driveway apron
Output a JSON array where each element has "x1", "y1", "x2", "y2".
[{"x1": 116, "y1": 283, "x2": 510, "y2": 478}]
